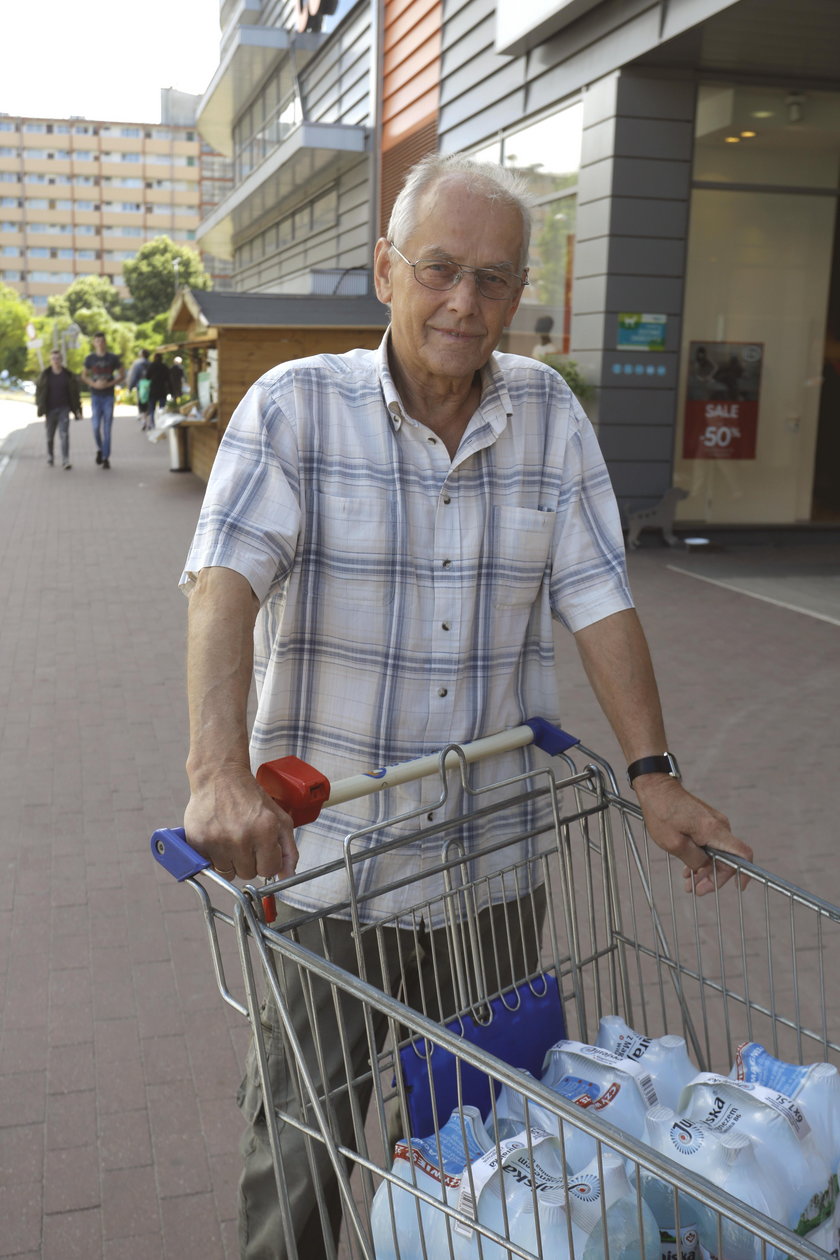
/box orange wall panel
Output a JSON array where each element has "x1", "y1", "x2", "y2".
[{"x1": 382, "y1": 0, "x2": 441, "y2": 152}]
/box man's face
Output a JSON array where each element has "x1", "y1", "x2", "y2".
[
  {"x1": 93, "y1": 335, "x2": 106, "y2": 354},
  {"x1": 374, "y1": 177, "x2": 525, "y2": 394},
  {"x1": 50, "y1": 352, "x2": 62, "y2": 371}
]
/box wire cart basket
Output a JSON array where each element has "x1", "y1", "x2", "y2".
[{"x1": 152, "y1": 719, "x2": 840, "y2": 1260}]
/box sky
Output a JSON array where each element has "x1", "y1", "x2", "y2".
[{"x1": 3, "y1": 0, "x2": 222, "y2": 124}]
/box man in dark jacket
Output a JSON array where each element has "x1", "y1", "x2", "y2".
[
  {"x1": 36, "y1": 349, "x2": 82, "y2": 469},
  {"x1": 146, "y1": 352, "x2": 171, "y2": 430}
]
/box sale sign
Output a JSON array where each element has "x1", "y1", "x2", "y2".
[{"x1": 683, "y1": 341, "x2": 763, "y2": 460}]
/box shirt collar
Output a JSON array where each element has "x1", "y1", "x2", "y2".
[{"x1": 376, "y1": 326, "x2": 513, "y2": 438}]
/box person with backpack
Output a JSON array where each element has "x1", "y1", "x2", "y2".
[{"x1": 127, "y1": 348, "x2": 151, "y2": 427}]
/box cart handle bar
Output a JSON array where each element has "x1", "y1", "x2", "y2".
[{"x1": 151, "y1": 717, "x2": 579, "y2": 882}]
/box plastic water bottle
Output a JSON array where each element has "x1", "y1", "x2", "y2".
[
  {"x1": 539, "y1": 1040, "x2": 660, "y2": 1168},
  {"x1": 730, "y1": 1043, "x2": 840, "y2": 1163},
  {"x1": 639, "y1": 1106, "x2": 734, "y2": 1260},
  {"x1": 370, "y1": 1105, "x2": 492, "y2": 1260},
  {"x1": 596, "y1": 1016, "x2": 700, "y2": 1111},
  {"x1": 569, "y1": 1149, "x2": 662, "y2": 1260},
  {"x1": 716, "y1": 1129, "x2": 785, "y2": 1260},
  {"x1": 678, "y1": 1073, "x2": 835, "y2": 1253},
  {"x1": 447, "y1": 1127, "x2": 576, "y2": 1260},
  {"x1": 493, "y1": 1069, "x2": 596, "y2": 1171}
]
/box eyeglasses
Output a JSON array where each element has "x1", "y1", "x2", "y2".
[{"x1": 388, "y1": 242, "x2": 528, "y2": 301}]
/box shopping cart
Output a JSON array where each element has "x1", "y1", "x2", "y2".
[{"x1": 152, "y1": 719, "x2": 840, "y2": 1260}]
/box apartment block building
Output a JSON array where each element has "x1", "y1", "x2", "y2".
[{"x1": 0, "y1": 113, "x2": 203, "y2": 310}]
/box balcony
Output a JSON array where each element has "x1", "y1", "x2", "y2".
[
  {"x1": 196, "y1": 118, "x2": 367, "y2": 259},
  {"x1": 197, "y1": 24, "x2": 323, "y2": 157}
]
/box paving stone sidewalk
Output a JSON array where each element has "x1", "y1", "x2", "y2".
[{"x1": 0, "y1": 402, "x2": 837, "y2": 1258}]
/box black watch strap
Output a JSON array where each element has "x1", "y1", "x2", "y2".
[{"x1": 627, "y1": 753, "x2": 681, "y2": 787}]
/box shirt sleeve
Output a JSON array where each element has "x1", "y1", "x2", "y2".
[
  {"x1": 180, "y1": 374, "x2": 301, "y2": 604},
  {"x1": 548, "y1": 393, "x2": 634, "y2": 633}
]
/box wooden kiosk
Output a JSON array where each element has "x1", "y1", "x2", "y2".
[{"x1": 166, "y1": 288, "x2": 389, "y2": 481}]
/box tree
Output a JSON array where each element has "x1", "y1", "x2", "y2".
[
  {"x1": 0, "y1": 282, "x2": 33, "y2": 377},
  {"x1": 123, "y1": 237, "x2": 210, "y2": 323},
  {"x1": 62, "y1": 275, "x2": 123, "y2": 321}
]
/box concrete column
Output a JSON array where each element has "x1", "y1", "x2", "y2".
[{"x1": 571, "y1": 70, "x2": 696, "y2": 508}]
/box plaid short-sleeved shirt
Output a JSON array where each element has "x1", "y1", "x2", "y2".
[{"x1": 182, "y1": 332, "x2": 633, "y2": 925}]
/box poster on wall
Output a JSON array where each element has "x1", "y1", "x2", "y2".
[{"x1": 683, "y1": 341, "x2": 763, "y2": 459}]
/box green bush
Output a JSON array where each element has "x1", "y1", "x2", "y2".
[{"x1": 542, "y1": 354, "x2": 594, "y2": 401}]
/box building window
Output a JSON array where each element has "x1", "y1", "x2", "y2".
[{"x1": 473, "y1": 101, "x2": 583, "y2": 357}]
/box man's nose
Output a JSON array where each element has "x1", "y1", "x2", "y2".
[{"x1": 445, "y1": 270, "x2": 482, "y2": 312}]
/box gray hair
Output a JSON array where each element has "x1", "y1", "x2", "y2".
[{"x1": 386, "y1": 153, "x2": 533, "y2": 272}]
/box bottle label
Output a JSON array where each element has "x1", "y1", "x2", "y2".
[
  {"x1": 668, "y1": 1118, "x2": 707, "y2": 1156},
  {"x1": 453, "y1": 1128, "x2": 555, "y2": 1239},
  {"x1": 659, "y1": 1223, "x2": 716, "y2": 1260},
  {"x1": 614, "y1": 1030, "x2": 654, "y2": 1062},
  {"x1": 795, "y1": 1172, "x2": 839, "y2": 1247},
  {"x1": 392, "y1": 1141, "x2": 463, "y2": 1189},
  {"x1": 734, "y1": 1042, "x2": 810, "y2": 1097},
  {"x1": 560, "y1": 1039, "x2": 659, "y2": 1109},
  {"x1": 691, "y1": 1072, "x2": 811, "y2": 1138},
  {"x1": 400, "y1": 1115, "x2": 489, "y2": 1176},
  {"x1": 555, "y1": 1074, "x2": 602, "y2": 1107}
]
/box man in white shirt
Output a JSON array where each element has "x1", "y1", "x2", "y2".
[{"x1": 181, "y1": 153, "x2": 752, "y2": 1257}]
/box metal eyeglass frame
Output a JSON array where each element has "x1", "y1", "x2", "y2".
[{"x1": 388, "y1": 242, "x2": 529, "y2": 300}]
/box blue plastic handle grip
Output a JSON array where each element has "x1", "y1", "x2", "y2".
[
  {"x1": 150, "y1": 827, "x2": 211, "y2": 881},
  {"x1": 524, "y1": 717, "x2": 580, "y2": 756}
]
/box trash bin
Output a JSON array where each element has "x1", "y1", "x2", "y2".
[{"x1": 167, "y1": 423, "x2": 189, "y2": 472}]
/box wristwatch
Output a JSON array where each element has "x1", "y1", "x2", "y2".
[{"x1": 627, "y1": 753, "x2": 681, "y2": 788}]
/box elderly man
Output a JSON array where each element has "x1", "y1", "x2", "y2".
[{"x1": 181, "y1": 153, "x2": 752, "y2": 1257}]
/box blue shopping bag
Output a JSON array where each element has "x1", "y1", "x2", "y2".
[{"x1": 397, "y1": 972, "x2": 565, "y2": 1137}]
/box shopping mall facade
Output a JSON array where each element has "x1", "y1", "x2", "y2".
[{"x1": 195, "y1": 0, "x2": 840, "y2": 525}]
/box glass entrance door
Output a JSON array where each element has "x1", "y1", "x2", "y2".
[{"x1": 674, "y1": 84, "x2": 840, "y2": 525}]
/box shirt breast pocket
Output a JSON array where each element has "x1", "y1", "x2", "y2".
[
  {"x1": 491, "y1": 506, "x2": 555, "y2": 609},
  {"x1": 315, "y1": 493, "x2": 397, "y2": 609}
]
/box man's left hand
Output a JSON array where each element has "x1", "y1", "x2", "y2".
[{"x1": 632, "y1": 774, "x2": 753, "y2": 895}]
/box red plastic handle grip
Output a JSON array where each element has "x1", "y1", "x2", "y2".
[{"x1": 255, "y1": 755, "x2": 331, "y2": 827}]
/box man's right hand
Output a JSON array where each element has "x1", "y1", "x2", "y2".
[{"x1": 184, "y1": 765, "x2": 299, "y2": 883}]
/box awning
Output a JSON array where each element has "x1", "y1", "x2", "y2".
[
  {"x1": 196, "y1": 25, "x2": 324, "y2": 156},
  {"x1": 196, "y1": 122, "x2": 369, "y2": 259}
]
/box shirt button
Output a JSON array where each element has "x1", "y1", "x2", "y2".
[
  {"x1": 441, "y1": 622, "x2": 451, "y2": 631},
  {"x1": 437, "y1": 687, "x2": 448, "y2": 697},
  {"x1": 442, "y1": 559, "x2": 452, "y2": 568},
  {"x1": 428, "y1": 436, "x2": 437, "y2": 444},
  {"x1": 442, "y1": 495, "x2": 451, "y2": 505}
]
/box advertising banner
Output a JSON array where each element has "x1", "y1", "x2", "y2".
[{"x1": 683, "y1": 341, "x2": 763, "y2": 460}]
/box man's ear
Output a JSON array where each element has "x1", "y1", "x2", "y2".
[{"x1": 373, "y1": 238, "x2": 393, "y2": 304}]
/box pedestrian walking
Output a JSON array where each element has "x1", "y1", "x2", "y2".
[
  {"x1": 35, "y1": 349, "x2": 82, "y2": 469},
  {"x1": 180, "y1": 152, "x2": 753, "y2": 1258},
  {"x1": 169, "y1": 355, "x2": 185, "y2": 400},
  {"x1": 146, "y1": 352, "x2": 170, "y2": 430},
  {"x1": 81, "y1": 331, "x2": 124, "y2": 469},
  {"x1": 127, "y1": 347, "x2": 151, "y2": 426}
]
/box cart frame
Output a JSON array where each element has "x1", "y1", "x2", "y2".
[{"x1": 152, "y1": 722, "x2": 840, "y2": 1260}]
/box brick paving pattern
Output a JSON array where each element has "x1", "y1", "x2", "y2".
[{"x1": 0, "y1": 402, "x2": 838, "y2": 1257}]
